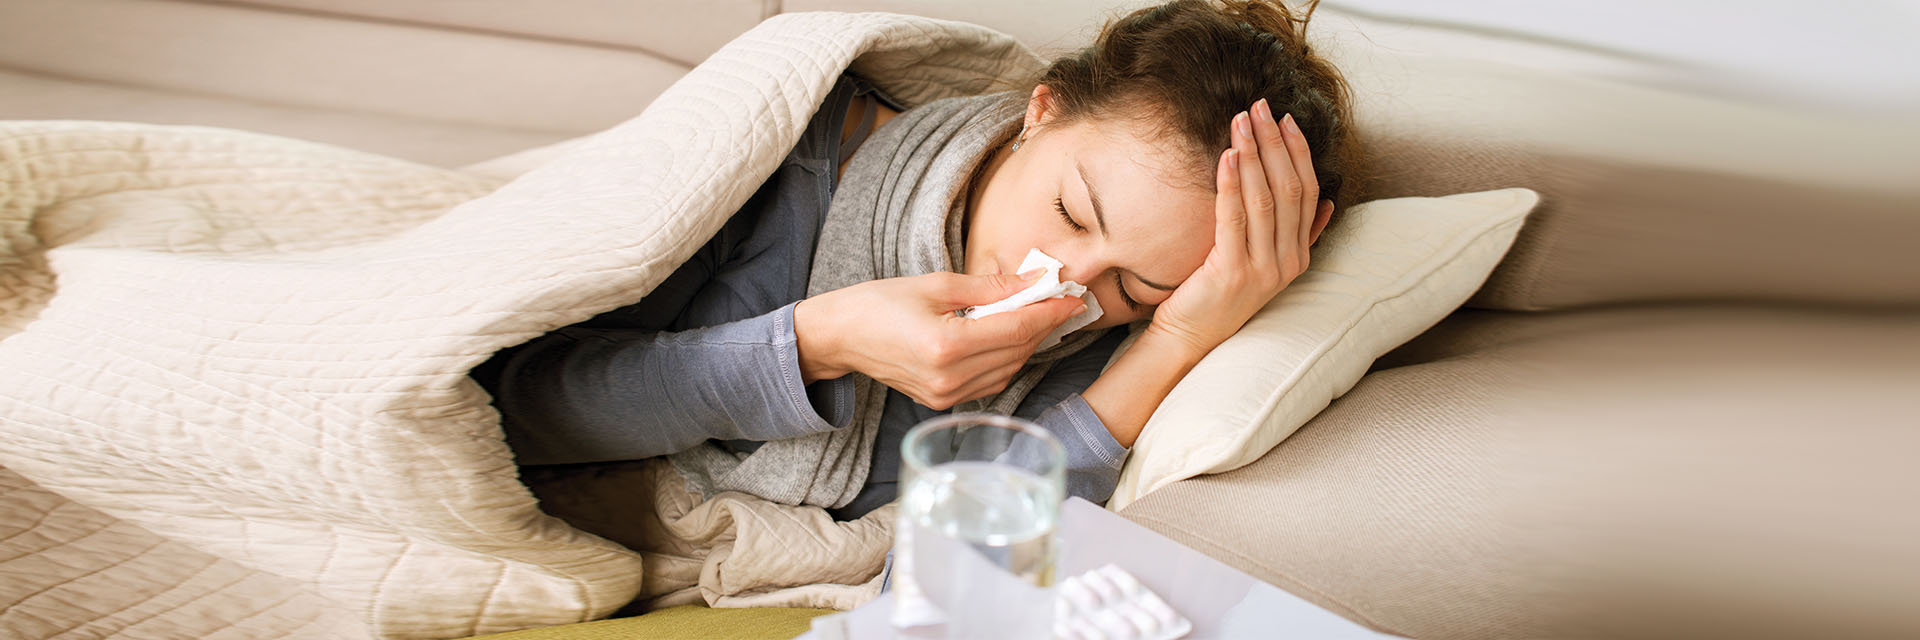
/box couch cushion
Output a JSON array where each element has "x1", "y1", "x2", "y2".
[
  {"x1": 785, "y1": 0, "x2": 1154, "y2": 56},
  {"x1": 0, "y1": 0, "x2": 685, "y2": 135},
  {"x1": 221, "y1": 0, "x2": 769, "y2": 66},
  {"x1": 1120, "y1": 305, "x2": 1920, "y2": 639},
  {"x1": 0, "y1": 69, "x2": 569, "y2": 167},
  {"x1": 1318, "y1": 34, "x2": 1920, "y2": 310}
]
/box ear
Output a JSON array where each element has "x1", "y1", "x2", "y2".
[
  {"x1": 1308, "y1": 199, "x2": 1334, "y2": 245},
  {"x1": 1025, "y1": 84, "x2": 1057, "y2": 131}
]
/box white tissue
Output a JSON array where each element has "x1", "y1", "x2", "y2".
[{"x1": 959, "y1": 248, "x2": 1104, "y2": 349}]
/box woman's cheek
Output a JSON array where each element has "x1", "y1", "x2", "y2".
[{"x1": 1090, "y1": 285, "x2": 1132, "y2": 325}]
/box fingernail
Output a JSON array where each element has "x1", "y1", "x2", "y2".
[
  {"x1": 1283, "y1": 112, "x2": 1300, "y2": 134},
  {"x1": 1235, "y1": 112, "x2": 1252, "y2": 138},
  {"x1": 1074, "y1": 303, "x2": 1088, "y2": 315},
  {"x1": 1255, "y1": 98, "x2": 1271, "y2": 121},
  {"x1": 1018, "y1": 268, "x2": 1044, "y2": 281},
  {"x1": 1227, "y1": 148, "x2": 1239, "y2": 170}
]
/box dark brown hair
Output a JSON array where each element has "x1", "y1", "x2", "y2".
[{"x1": 1038, "y1": 0, "x2": 1359, "y2": 210}]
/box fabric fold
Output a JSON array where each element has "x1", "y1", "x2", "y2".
[{"x1": 0, "y1": 12, "x2": 1060, "y2": 635}]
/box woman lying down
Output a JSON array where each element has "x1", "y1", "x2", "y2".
[{"x1": 470, "y1": 0, "x2": 1359, "y2": 520}]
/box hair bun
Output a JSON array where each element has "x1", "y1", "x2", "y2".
[{"x1": 1222, "y1": 0, "x2": 1316, "y2": 48}]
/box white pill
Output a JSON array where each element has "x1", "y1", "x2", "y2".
[
  {"x1": 1102, "y1": 565, "x2": 1144, "y2": 596},
  {"x1": 1084, "y1": 572, "x2": 1122, "y2": 604},
  {"x1": 1137, "y1": 592, "x2": 1179, "y2": 628},
  {"x1": 1061, "y1": 578, "x2": 1102, "y2": 612},
  {"x1": 1067, "y1": 617, "x2": 1108, "y2": 640},
  {"x1": 1091, "y1": 609, "x2": 1139, "y2": 640},
  {"x1": 1120, "y1": 606, "x2": 1161, "y2": 634}
]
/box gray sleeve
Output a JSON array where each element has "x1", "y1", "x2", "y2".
[
  {"x1": 1009, "y1": 331, "x2": 1131, "y2": 504},
  {"x1": 489, "y1": 301, "x2": 856, "y2": 466},
  {"x1": 1027, "y1": 394, "x2": 1128, "y2": 504}
]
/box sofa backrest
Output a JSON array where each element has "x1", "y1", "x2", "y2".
[
  {"x1": 1314, "y1": 32, "x2": 1920, "y2": 310},
  {"x1": 0, "y1": 0, "x2": 1142, "y2": 138},
  {"x1": 4, "y1": 0, "x2": 1915, "y2": 309},
  {"x1": 0, "y1": 0, "x2": 719, "y2": 137}
]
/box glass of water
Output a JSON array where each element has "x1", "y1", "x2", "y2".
[{"x1": 891, "y1": 413, "x2": 1065, "y2": 639}]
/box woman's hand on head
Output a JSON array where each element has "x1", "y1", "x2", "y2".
[
  {"x1": 1147, "y1": 98, "x2": 1335, "y2": 358},
  {"x1": 793, "y1": 272, "x2": 1085, "y2": 410}
]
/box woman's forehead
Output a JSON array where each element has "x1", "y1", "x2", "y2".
[
  {"x1": 1067, "y1": 135, "x2": 1215, "y2": 280},
  {"x1": 1069, "y1": 133, "x2": 1213, "y2": 237}
]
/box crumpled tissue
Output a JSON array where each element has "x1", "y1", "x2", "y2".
[{"x1": 958, "y1": 248, "x2": 1104, "y2": 349}]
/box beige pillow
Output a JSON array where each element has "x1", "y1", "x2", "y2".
[{"x1": 1106, "y1": 188, "x2": 1539, "y2": 510}]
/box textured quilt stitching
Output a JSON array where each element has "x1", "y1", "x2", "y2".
[{"x1": 0, "y1": 13, "x2": 1046, "y2": 636}]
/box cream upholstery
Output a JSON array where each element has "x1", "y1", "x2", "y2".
[
  {"x1": 0, "y1": 0, "x2": 1150, "y2": 165},
  {"x1": 1321, "y1": 42, "x2": 1920, "y2": 310},
  {"x1": 222, "y1": 0, "x2": 771, "y2": 64},
  {"x1": 1121, "y1": 306, "x2": 1920, "y2": 639},
  {"x1": 0, "y1": 68, "x2": 564, "y2": 168},
  {"x1": 0, "y1": 0, "x2": 686, "y2": 136},
  {"x1": 783, "y1": 0, "x2": 1155, "y2": 55}
]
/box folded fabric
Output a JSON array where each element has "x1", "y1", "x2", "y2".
[
  {"x1": 961, "y1": 248, "x2": 1105, "y2": 349},
  {"x1": 0, "y1": 11, "x2": 1056, "y2": 638}
]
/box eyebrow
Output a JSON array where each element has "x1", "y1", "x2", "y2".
[
  {"x1": 1076, "y1": 159, "x2": 1112, "y2": 240},
  {"x1": 1076, "y1": 159, "x2": 1179, "y2": 292}
]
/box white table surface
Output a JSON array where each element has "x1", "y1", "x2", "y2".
[{"x1": 801, "y1": 497, "x2": 1404, "y2": 639}]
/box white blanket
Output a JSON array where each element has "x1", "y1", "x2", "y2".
[{"x1": 0, "y1": 12, "x2": 1042, "y2": 639}]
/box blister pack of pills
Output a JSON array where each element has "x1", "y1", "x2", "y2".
[{"x1": 1054, "y1": 563, "x2": 1191, "y2": 640}]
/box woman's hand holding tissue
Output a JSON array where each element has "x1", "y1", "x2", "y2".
[
  {"x1": 793, "y1": 271, "x2": 1085, "y2": 410},
  {"x1": 1140, "y1": 100, "x2": 1333, "y2": 359}
]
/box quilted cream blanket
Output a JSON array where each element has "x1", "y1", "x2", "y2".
[{"x1": 0, "y1": 13, "x2": 1042, "y2": 639}]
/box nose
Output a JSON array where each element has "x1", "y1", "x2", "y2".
[{"x1": 1049, "y1": 245, "x2": 1111, "y2": 287}]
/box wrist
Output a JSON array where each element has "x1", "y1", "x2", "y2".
[
  {"x1": 793, "y1": 297, "x2": 850, "y2": 383},
  {"x1": 1137, "y1": 323, "x2": 1218, "y2": 366},
  {"x1": 1083, "y1": 326, "x2": 1211, "y2": 449}
]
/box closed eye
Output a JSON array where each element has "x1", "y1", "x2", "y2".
[
  {"x1": 1054, "y1": 197, "x2": 1086, "y2": 233},
  {"x1": 1113, "y1": 271, "x2": 1144, "y2": 312}
]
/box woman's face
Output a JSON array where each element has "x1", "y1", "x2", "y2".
[{"x1": 964, "y1": 88, "x2": 1216, "y2": 331}]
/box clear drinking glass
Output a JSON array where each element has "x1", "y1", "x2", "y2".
[{"x1": 891, "y1": 413, "x2": 1066, "y2": 639}]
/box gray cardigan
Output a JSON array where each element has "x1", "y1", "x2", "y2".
[{"x1": 471, "y1": 75, "x2": 1127, "y2": 520}]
